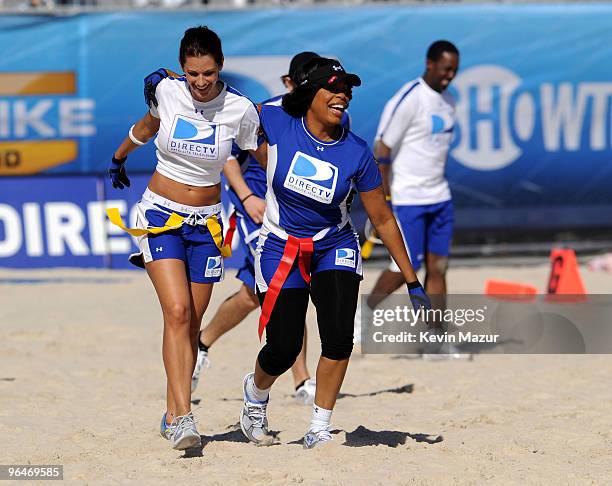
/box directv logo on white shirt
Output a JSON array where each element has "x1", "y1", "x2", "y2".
[
  {"x1": 430, "y1": 113, "x2": 455, "y2": 148},
  {"x1": 205, "y1": 256, "x2": 223, "y2": 277},
  {"x1": 168, "y1": 115, "x2": 219, "y2": 160},
  {"x1": 335, "y1": 248, "x2": 356, "y2": 267},
  {"x1": 284, "y1": 152, "x2": 338, "y2": 204},
  {"x1": 431, "y1": 114, "x2": 454, "y2": 134}
]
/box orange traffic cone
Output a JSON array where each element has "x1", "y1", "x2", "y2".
[
  {"x1": 485, "y1": 280, "x2": 538, "y2": 301},
  {"x1": 546, "y1": 248, "x2": 586, "y2": 301}
]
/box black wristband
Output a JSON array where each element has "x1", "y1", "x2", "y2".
[
  {"x1": 406, "y1": 281, "x2": 422, "y2": 290},
  {"x1": 240, "y1": 193, "x2": 254, "y2": 204},
  {"x1": 112, "y1": 155, "x2": 127, "y2": 165}
]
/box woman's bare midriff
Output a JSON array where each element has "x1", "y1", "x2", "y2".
[{"x1": 148, "y1": 171, "x2": 221, "y2": 207}]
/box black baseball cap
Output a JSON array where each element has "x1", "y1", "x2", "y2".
[
  {"x1": 300, "y1": 57, "x2": 361, "y2": 88},
  {"x1": 287, "y1": 51, "x2": 320, "y2": 83}
]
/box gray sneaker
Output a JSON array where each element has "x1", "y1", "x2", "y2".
[
  {"x1": 159, "y1": 413, "x2": 175, "y2": 440},
  {"x1": 303, "y1": 425, "x2": 333, "y2": 449},
  {"x1": 170, "y1": 412, "x2": 201, "y2": 450},
  {"x1": 239, "y1": 373, "x2": 273, "y2": 445}
]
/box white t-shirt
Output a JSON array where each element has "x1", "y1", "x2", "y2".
[
  {"x1": 376, "y1": 77, "x2": 455, "y2": 205},
  {"x1": 150, "y1": 78, "x2": 259, "y2": 187}
]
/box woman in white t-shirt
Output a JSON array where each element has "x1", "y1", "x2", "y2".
[{"x1": 108, "y1": 26, "x2": 259, "y2": 451}]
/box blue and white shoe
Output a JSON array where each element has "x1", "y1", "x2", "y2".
[
  {"x1": 303, "y1": 425, "x2": 333, "y2": 449},
  {"x1": 239, "y1": 373, "x2": 272, "y2": 445},
  {"x1": 170, "y1": 412, "x2": 201, "y2": 450},
  {"x1": 159, "y1": 413, "x2": 175, "y2": 440}
]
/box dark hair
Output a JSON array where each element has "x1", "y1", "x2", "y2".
[
  {"x1": 179, "y1": 26, "x2": 224, "y2": 67},
  {"x1": 426, "y1": 40, "x2": 459, "y2": 62},
  {"x1": 282, "y1": 85, "x2": 319, "y2": 118},
  {"x1": 281, "y1": 57, "x2": 328, "y2": 117}
]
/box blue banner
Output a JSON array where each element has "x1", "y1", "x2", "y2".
[{"x1": 1, "y1": 4, "x2": 611, "y2": 250}]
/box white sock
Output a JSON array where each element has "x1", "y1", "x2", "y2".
[
  {"x1": 246, "y1": 374, "x2": 270, "y2": 402},
  {"x1": 310, "y1": 403, "x2": 333, "y2": 431}
]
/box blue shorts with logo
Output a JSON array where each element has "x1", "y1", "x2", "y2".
[
  {"x1": 390, "y1": 200, "x2": 454, "y2": 272},
  {"x1": 254, "y1": 226, "x2": 362, "y2": 292},
  {"x1": 131, "y1": 190, "x2": 224, "y2": 284}
]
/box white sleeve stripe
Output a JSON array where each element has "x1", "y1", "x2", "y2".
[{"x1": 379, "y1": 80, "x2": 420, "y2": 139}]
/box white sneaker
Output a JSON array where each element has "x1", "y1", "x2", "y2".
[
  {"x1": 421, "y1": 345, "x2": 473, "y2": 360},
  {"x1": 239, "y1": 373, "x2": 273, "y2": 445},
  {"x1": 421, "y1": 332, "x2": 472, "y2": 361},
  {"x1": 303, "y1": 425, "x2": 333, "y2": 449},
  {"x1": 170, "y1": 412, "x2": 201, "y2": 450},
  {"x1": 294, "y1": 378, "x2": 316, "y2": 405},
  {"x1": 191, "y1": 348, "x2": 211, "y2": 393}
]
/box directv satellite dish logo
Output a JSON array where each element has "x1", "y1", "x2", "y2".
[
  {"x1": 204, "y1": 255, "x2": 223, "y2": 278},
  {"x1": 284, "y1": 151, "x2": 338, "y2": 204},
  {"x1": 431, "y1": 114, "x2": 454, "y2": 135},
  {"x1": 429, "y1": 113, "x2": 455, "y2": 149},
  {"x1": 335, "y1": 248, "x2": 356, "y2": 268},
  {"x1": 168, "y1": 115, "x2": 218, "y2": 160}
]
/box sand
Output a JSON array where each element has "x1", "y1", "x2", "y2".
[{"x1": 1, "y1": 261, "x2": 611, "y2": 485}]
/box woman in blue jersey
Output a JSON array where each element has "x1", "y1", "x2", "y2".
[
  {"x1": 190, "y1": 53, "x2": 330, "y2": 405},
  {"x1": 239, "y1": 57, "x2": 431, "y2": 448},
  {"x1": 108, "y1": 26, "x2": 259, "y2": 451}
]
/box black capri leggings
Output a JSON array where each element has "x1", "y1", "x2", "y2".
[{"x1": 257, "y1": 270, "x2": 361, "y2": 377}]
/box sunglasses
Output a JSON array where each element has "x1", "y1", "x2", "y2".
[{"x1": 323, "y1": 80, "x2": 353, "y2": 95}]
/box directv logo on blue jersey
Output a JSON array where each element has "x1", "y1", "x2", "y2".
[
  {"x1": 204, "y1": 255, "x2": 223, "y2": 277},
  {"x1": 284, "y1": 151, "x2": 338, "y2": 204},
  {"x1": 335, "y1": 248, "x2": 356, "y2": 268},
  {"x1": 168, "y1": 115, "x2": 218, "y2": 160}
]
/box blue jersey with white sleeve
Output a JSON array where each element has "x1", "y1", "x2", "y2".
[
  {"x1": 259, "y1": 104, "x2": 380, "y2": 240},
  {"x1": 240, "y1": 95, "x2": 282, "y2": 200}
]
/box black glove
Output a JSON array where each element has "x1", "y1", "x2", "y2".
[
  {"x1": 108, "y1": 155, "x2": 130, "y2": 189},
  {"x1": 407, "y1": 281, "x2": 432, "y2": 311},
  {"x1": 144, "y1": 68, "x2": 168, "y2": 108}
]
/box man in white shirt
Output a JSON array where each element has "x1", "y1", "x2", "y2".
[{"x1": 360, "y1": 40, "x2": 459, "y2": 342}]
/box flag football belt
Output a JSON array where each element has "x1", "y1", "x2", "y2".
[
  {"x1": 258, "y1": 235, "x2": 314, "y2": 340},
  {"x1": 223, "y1": 211, "x2": 238, "y2": 250},
  {"x1": 106, "y1": 196, "x2": 232, "y2": 258}
]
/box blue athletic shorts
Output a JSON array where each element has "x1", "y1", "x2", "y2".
[
  {"x1": 254, "y1": 226, "x2": 362, "y2": 292},
  {"x1": 235, "y1": 210, "x2": 261, "y2": 289},
  {"x1": 130, "y1": 189, "x2": 224, "y2": 284},
  {"x1": 227, "y1": 189, "x2": 262, "y2": 290},
  {"x1": 389, "y1": 200, "x2": 454, "y2": 272}
]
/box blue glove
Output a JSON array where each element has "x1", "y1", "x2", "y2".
[
  {"x1": 144, "y1": 68, "x2": 168, "y2": 108},
  {"x1": 407, "y1": 281, "x2": 432, "y2": 311},
  {"x1": 108, "y1": 155, "x2": 130, "y2": 189}
]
